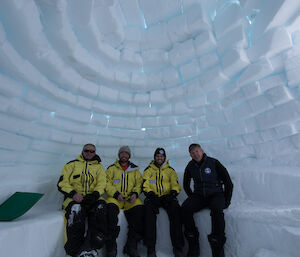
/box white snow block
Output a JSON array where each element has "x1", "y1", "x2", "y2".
[
  {"x1": 0, "y1": 113, "x2": 50, "y2": 139},
  {"x1": 141, "y1": 49, "x2": 168, "y2": 71},
  {"x1": 98, "y1": 85, "x2": 119, "y2": 103},
  {"x1": 187, "y1": 95, "x2": 207, "y2": 108},
  {"x1": 91, "y1": 114, "x2": 108, "y2": 127},
  {"x1": 50, "y1": 129, "x2": 72, "y2": 144},
  {"x1": 185, "y1": 79, "x2": 205, "y2": 98},
  {"x1": 198, "y1": 127, "x2": 222, "y2": 140},
  {"x1": 71, "y1": 133, "x2": 99, "y2": 145},
  {"x1": 170, "y1": 124, "x2": 196, "y2": 138},
  {"x1": 231, "y1": 101, "x2": 253, "y2": 121},
  {"x1": 136, "y1": 106, "x2": 157, "y2": 116},
  {"x1": 150, "y1": 90, "x2": 167, "y2": 105},
  {"x1": 92, "y1": 101, "x2": 136, "y2": 116},
  {"x1": 161, "y1": 68, "x2": 181, "y2": 87},
  {"x1": 180, "y1": 59, "x2": 201, "y2": 82},
  {"x1": 265, "y1": 85, "x2": 292, "y2": 106},
  {"x1": 241, "y1": 81, "x2": 261, "y2": 99},
  {"x1": 284, "y1": 53, "x2": 300, "y2": 87},
  {"x1": 198, "y1": 66, "x2": 229, "y2": 91},
  {"x1": 141, "y1": 117, "x2": 159, "y2": 128},
  {"x1": 76, "y1": 95, "x2": 93, "y2": 110},
  {"x1": 213, "y1": 3, "x2": 244, "y2": 39},
  {"x1": 119, "y1": 0, "x2": 145, "y2": 27},
  {"x1": 120, "y1": 48, "x2": 142, "y2": 69},
  {"x1": 108, "y1": 117, "x2": 142, "y2": 130},
  {"x1": 173, "y1": 102, "x2": 191, "y2": 115},
  {"x1": 133, "y1": 92, "x2": 150, "y2": 106},
  {"x1": 166, "y1": 14, "x2": 189, "y2": 44},
  {"x1": 0, "y1": 74, "x2": 23, "y2": 98},
  {"x1": 146, "y1": 127, "x2": 171, "y2": 139},
  {"x1": 255, "y1": 100, "x2": 300, "y2": 130},
  {"x1": 141, "y1": 23, "x2": 171, "y2": 50},
  {"x1": 222, "y1": 48, "x2": 249, "y2": 78},
  {"x1": 251, "y1": 0, "x2": 300, "y2": 42},
  {"x1": 247, "y1": 27, "x2": 292, "y2": 62},
  {"x1": 140, "y1": 0, "x2": 181, "y2": 25},
  {"x1": 237, "y1": 59, "x2": 273, "y2": 87},
  {"x1": 243, "y1": 132, "x2": 263, "y2": 145},
  {"x1": 168, "y1": 39, "x2": 196, "y2": 67},
  {"x1": 130, "y1": 72, "x2": 147, "y2": 90},
  {"x1": 206, "y1": 111, "x2": 228, "y2": 126},
  {"x1": 198, "y1": 52, "x2": 219, "y2": 71},
  {"x1": 55, "y1": 107, "x2": 91, "y2": 124},
  {"x1": 247, "y1": 95, "x2": 273, "y2": 114},
  {"x1": 118, "y1": 91, "x2": 133, "y2": 105},
  {"x1": 0, "y1": 130, "x2": 30, "y2": 151},
  {"x1": 7, "y1": 99, "x2": 40, "y2": 121},
  {"x1": 194, "y1": 30, "x2": 217, "y2": 56}
]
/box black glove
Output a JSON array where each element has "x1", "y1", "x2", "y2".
[
  {"x1": 162, "y1": 190, "x2": 178, "y2": 203},
  {"x1": 83, "y1": 191, "x2": 100, "y2": 205},
  {"x1": 146, "y1": 191, "x2": 160, "y2": 206}
]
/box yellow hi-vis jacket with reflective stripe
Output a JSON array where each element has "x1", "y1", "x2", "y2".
[
  {"x1": 105, "y1": 160, "x2": 143, "y2": 200},
  {"x1": 57, "y1": 154, "x2": 106, "y2": 209},
  {"x1": 143, "y1": 160, "x2": 181, "y2": 197}
]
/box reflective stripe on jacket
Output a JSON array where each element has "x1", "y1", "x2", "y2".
[
  {"x1": 143, "y1": 160, "x2": 181, "y2": 197},
  {"x1": 105, "y1": 160, "x2": 143, "y2": 199}
]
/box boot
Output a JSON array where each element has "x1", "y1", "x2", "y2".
[
  {"x1": 147, "y1": 247, "x2": 157, "y2": 257},
  {"x1": 208, "y1": 234, "x2": 226, "y2": 257},
  {"x1": 123, "y1": 239, "x2": 139, "y2": 257},
  {"x1": 185, "y1": 230, "x2": 199, "y2": 257},
  {"x1": 173, "y1": 247, "x2": 184, "y2": 257}
]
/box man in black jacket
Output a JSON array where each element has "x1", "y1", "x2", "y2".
[{"x1": 181, "y1": 144, "x2": 233, "y2": 257}]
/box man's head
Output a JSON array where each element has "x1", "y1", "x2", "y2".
[
  {"x1": 82, "y1": 144, "x2": 96, "y2": 161},
  {"x1": 154, "y1": 148, "x2": 166, "y2": 167},
  {"x1": 118, "y1": 145, "x2": 131, "y2": 164},
  {"x1": 189, "y1": 143, "x2": 204, "y2": 162}
]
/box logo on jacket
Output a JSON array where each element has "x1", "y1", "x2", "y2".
[
  {"x1": 113, "y1": 179, "x2": 120, "y2": 183},
  {"x1": 204, "y1": 168, "x2": 211, "y2": 174}
]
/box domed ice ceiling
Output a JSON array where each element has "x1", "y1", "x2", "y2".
[{"x1": 1, "y1": 0, "x2": 300, "y2": 165}]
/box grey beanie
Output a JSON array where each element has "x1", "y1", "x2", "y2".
[{"x1": 118, "y1": 145, "x2": 131, "y2": 157}]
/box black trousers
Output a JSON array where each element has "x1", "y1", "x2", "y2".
[
  {"x1": 64, "y1": 200, "x2": 107, "y2": 257},
  {"x1": 106, "y1": 203, "x2": 144, "y2": 248},
  {"x1": 144, "y1": 196, "x2": 184, "y2": 250},
  {"x1": 181, "y1": 193, "x2": 225, "y2": 236}
]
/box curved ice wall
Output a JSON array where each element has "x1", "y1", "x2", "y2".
[{"x1": 1, "y1": 0, "x2": 300, "y2": 177}]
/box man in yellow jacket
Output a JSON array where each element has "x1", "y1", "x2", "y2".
[
  {"x1": 143, "y1": 148, "x2": 184, "y2": 257},
  {"x1": 57, "y1": 144, "x2": 107, "y2": 257},
  {"x1": 105, "y1": 146, "x2": 144, "y2": 257}
]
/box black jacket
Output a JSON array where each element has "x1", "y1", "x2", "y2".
[{"x1": 183, "y1": 154, "x2": 233, "y2": 206}]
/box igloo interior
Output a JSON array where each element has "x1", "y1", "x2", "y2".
[{"x1": 0, "y1": 0, "x2": 300, "y2": 257}]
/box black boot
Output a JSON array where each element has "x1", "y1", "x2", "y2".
[
  {"x1": 208, "y1": 234, "x2": 226, "y2": 257},
  {"x1": 173, "y1": 247, "x2": 184, "y2": 257},
  {"x1": 185, "y1": 230, "x2": 199, "y2": 257},
  {"x1": 105, "y1": 226, "x2": 120, "y2": 257},
  {"x1": 147, "y1": 247, "x2": 157, "y2": 257},
  {"x1": 123, "y1": 238, "x2": 139, "y2": 257}
]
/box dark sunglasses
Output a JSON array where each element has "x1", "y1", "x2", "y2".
[{"x1": 83, "y1": 149, "x2": 95, "y2": 153}]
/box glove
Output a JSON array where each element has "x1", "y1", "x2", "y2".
[
  {"x1": 162, "y1": 190, "x2": 178, "y2": 203},
  {"x1": 146, "y1": 191, "x2": 160, "y2": 206},
  {"x1": 83, "y1": 191, "x2": 100, "y2": 205}
]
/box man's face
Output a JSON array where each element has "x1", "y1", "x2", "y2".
[
  {"x1": 154, "y1": 153, "x2": 165, "y2": 167},
  {"x1": 189, "y1": 147, "x2": 204, "y2": 162},
  {"x1": 119, "y1": 152, "x2": 130, "y2": 163},
  {"x1": 82, "y1": 145, "x2": 96, "y2": 161}
]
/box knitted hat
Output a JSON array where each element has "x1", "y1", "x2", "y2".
[
  {"x1": 118, "y1": 145, "x2": 131, "y2": 157},
  {"x1": 154, "y1": 148, "x2": 166, "y2": 159}
]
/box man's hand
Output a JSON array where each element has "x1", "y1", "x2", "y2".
[
  {"x1": 117, "y1": 193, "x2": 126, "y2": 202},
  {"x1": 129, "y1": 193, "x2": 137, "y2": 203},
  {"x1": 73, "y1": 193, "x2": 84, "y2": 203}
]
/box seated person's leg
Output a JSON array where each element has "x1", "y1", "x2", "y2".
[
  {"x1": 123, "y1": 199, "x2": 144, "y2": 257},
  {"x1": 64, "y1": 202, "x2": 86, "y2": 257},
  {"x1": 105, "y1": 198, "x2": 121, "y2": 257},
  {"x1": 88, "y1": 199, "x2": 107, "y2": 250}
]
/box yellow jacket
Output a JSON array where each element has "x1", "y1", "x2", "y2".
[
  {"x1": 143, "y1": 161, "x2": 181, "y2": 197},
  {"x1": 57, "y1": 154, "x2": 106, "y2": 209},
  {"x1": 106, "y1": 160, "x2": 143, "y2": 200}
]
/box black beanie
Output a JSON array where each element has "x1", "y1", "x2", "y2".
[{"x1": 154, "y1": 148, "x2": 166, "y2": 159}]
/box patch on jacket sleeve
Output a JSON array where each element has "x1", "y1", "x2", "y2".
[
  {"x1": 149, "y1": 180, "x2": 156, "y2": 184},
  {"x1": 113, "y1": 179, "x2": 120, "y2": 184}
]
